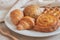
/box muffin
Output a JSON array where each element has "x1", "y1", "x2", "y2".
[
  {"x1": 10, "y1": 9, "x2": 24, "y2": 25},
  {"x1": 17, "y1": 16, "x2": 35, "y2": 30},
  {"x1": 23, "y1": 5, "x2": 41, "y2": 19},
  {"x1": 34, "y1": 14, "x2": 59, "y2": 32}
]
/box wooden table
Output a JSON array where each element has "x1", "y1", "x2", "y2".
[{"x1": 0, "y1": 23, "x2": 60, "y2": 40}]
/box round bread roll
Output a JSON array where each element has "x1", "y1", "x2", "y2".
[
  {"x1": 23, "y1": 5, "x2": 41, "y2": 19},
  {"x1": 17, "y1": 16, "x2": 35, "y2": 30},
  {"x1": 34, "y1": 14, "x2": 59, "y2": 32},
  {"x1": 10, "y1": 9, "x2": 24, "y2": 25}
]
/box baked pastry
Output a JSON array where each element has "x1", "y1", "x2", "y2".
[
  {"x1": 34, "y1": 14, "x2": 59, "y2": 32},
  {"x1": 23, "y1": 5, "x2": 41, "y2": 19},
  {"x1": 44, "y1": 7, "x2": 60, "y2": 18},
  {"x1": 16, "y1": 16, "x2": 35, "y2": 30},
  {"x1": 43, "y1": 7, "x2": 60, "y2": 26},
  {"x1": 10, "y1": 9, "x2": 24, "y2": 25}
]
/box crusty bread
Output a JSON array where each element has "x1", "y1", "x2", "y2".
[
  {"x1": 17, "y1": 16, "x2": 35, "y2": 30},
  {"x1": 23, "y1": 5, "x2": 41, "y2": 19},
  {"x1": 10, "y1": 9, "x2": 24, "y2": 25}
]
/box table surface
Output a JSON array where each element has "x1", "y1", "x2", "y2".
[{"x1": 0, "y1": 23, "x2": 60, "y2": 40}]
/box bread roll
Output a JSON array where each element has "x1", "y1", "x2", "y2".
[
  {"x1": 23, "y1": 5, "x2": 41, "y2": 19},
  {"x1": 17, "y1": 16, "x2": 35, "y2": 30},
  {"x1": 10, "y1": 9, "x2": 24, "y2": 25}
]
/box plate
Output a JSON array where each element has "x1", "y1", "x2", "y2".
[{"x1": 4, "y1": 0, "x2": 60, "y2": 37}]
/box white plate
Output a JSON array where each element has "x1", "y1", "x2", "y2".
[{"x1": 5, "y1": 0, "x2": 60, "y2": 37}]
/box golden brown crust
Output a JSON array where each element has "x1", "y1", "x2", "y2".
[
  {"x1": 21, "y1": 16, "x2": 35, "y2": 26},
  {"x1": 34, "y1": 24, "x2": 59, "y2": 32},
  {"x1": 43, "y1": 7, "x2": 60, "y2": 26},
  {"x1": 23, "y1": 5, "x2": 41, "y2": 19},
  {"x1": 17, "y1": 20, "x2": 30, "y2": 30},
  {"x1": 17, "y1": 16, "x2": 35, "y2": 30},
  {"x1": 10, "y1": 9, "x2": 24, "y2": 25},
  {"x1": 34, "y1": 14, "x2": 59, "y2": 32}
]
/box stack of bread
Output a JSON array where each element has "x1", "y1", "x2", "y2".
[{"x1": 10, "y1": 5, "x2": 60, "y2": 32}]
